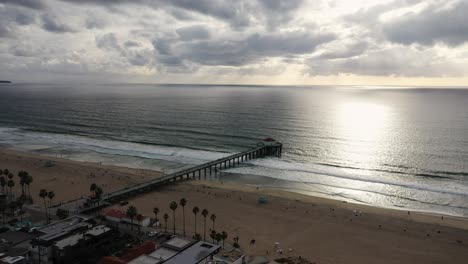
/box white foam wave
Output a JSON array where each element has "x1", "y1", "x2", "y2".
[
  {"x1": 0, "y1": 127, "x2": 233, "y2": 166},
  {"x1": 225, "y1": 158, "x2": 468, "y2": 197}
]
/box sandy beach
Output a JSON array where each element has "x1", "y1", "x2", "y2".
[{"x1": 1, "y1": 148, "x2": 468, "y2": 263}]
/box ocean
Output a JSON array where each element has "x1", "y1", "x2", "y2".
[{"x1": 0, "y1": 83, "x2": 467, "y2": 217}]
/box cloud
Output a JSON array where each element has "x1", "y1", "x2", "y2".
[
  {"x1": 176, "y1": 25, "x2": 211, "y2": 41},
  {"x1": 154, "y1": 30, "x2": 335, "y2": 67},
  {"x1": 382, "y1": 1, "x2": 468, "y2": 46},
  {"x1": 306, "y1": 46, "x2": 467, "y2": 77},
  {"x1": 41, "y1": 14, "x2": 75, "y2": 33},
  {"x1": 0, "y1": 0, "x2": 46, "y2": 10},
  {"x1": 316, "y1": 41, "x2": 370, "y2": 60},
  {"x1": 59, "y1": 0, "x2": 303, "y2": 29},
  {"x1": 85, "y1": 15, "x2": 106, "y2": 29},
  {"x1": 95, "y1": 33, "x2": 153, "y2": 67},
  {"x1": 1, "y1": 0, "x2": 468, "y2": 83}
]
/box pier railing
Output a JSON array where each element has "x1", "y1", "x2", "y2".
[{"x1": 100, "y1": 140, "x2": 282, "y2": 203}]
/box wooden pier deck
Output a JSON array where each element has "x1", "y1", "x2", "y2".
[{"x1": 100, "y1": 140, "x2": 282, "y2": 203}]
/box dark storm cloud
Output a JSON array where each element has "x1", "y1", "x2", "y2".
[
  {"x1": 41, "y1": 14, "x2": 75, "y2": 33},
  {"x1": 15, "y1": 11, "x2": 36, "y2": 25},
  {"x1": 95, "y1": 33, "x2": 152, "y2": 67},
  {"x1": 96, "y1": 33, "x2": 120, "y2": 51},
  {"x1": 85, "y1": 16, "x2": 106, "y2": 29},
  {"x1": 0, "y1": 25, "x2": 10, "y2": 38},
  {"x1": 0, "y1": 5, "x2": 37, "y2": 38},
  {"x1": 382, "y1": 1, "x2": 468, "y2": 46},
  {"x1": 59, "y1": 0, "x2": 303, "y2": 29},
  {"x1": 0, "y1": 0, "x2": 45, "y2": 10},
  {"x1": 176, "y1": 25, "x2": 211, "y2": 41},
  {"x1": 155, "y1": 30, "x2": 335, "y2": 66}
]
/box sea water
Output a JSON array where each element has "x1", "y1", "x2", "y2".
[{"x1": 0, "y1": 83, "x2": 467, "y2": 216}]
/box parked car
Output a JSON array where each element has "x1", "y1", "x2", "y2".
[{"x1": 120, "y1": 201, "x2": 129, "y2": 206}]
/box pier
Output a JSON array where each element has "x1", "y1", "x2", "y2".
[{"x1": 100, "y1": 139, "x2": 282, "y2": 204}]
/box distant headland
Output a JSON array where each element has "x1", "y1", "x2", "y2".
[{"x1": 0, "y1": 80, "x2": 12, "y2": 83}]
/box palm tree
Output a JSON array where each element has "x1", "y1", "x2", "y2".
[
  {"x1": 221, "y1": 231, "x2": 228, "y2": 248},
  {"x1": 47, "y1": 191, "x2": 55, "y2": 218},
  {"x1": 25, "y1": 174, "x2": 33, "y2": 200},
  {"x1": 0, "y1": 176, "x2": 6, "y2": 194},
  {"x1": 3, "y1": 169, "x2": 9, "y2": 177},
  {"x1": 94, "y1": 187, "x2": 103, "y2": 206},
  {"x1": 7, "y1": 179, "x2": 14, "y2": 199},
  {"x1": 0, "y1": 202, "x2": 6, "y2": 225},
  {"x1": 210, "y1": 214, "x2": 216, "y2": 232},
  {"x1": 169, "y1": 201, "x2": 178, "y2": 234},
  {"x1": 180, "y1": 198, "x2": 187, "y2": 235},
  {"x1": 210, "y1": 230, "x2": 216, "y2": 243},
  {"x1": 7, "y1": 173, "x2": 13, "y2": 198},
  {"x1": 215, "y1": 232, "x2": 222, "y2": 245},
  {"x1": 163, "y1": 213, "x2": 169, "y2": 233},
  {"x1": 192, "y1": 206, "x2": 199, "y2": 235},
  {"x1": 16, "y1": 200, "x2": 24, "y2": 222},
  {"x1": 153, "y1": 207, "x2": 160, "y2": 222},
  {"x1": 126, "y1": 206, "x2": 137, "y2": 230},
  {"x1": 18, "y1": 171, "x2": 27, "y2": 197},
  {"x1": 90, "y1": 183, "x2": 97, "y2": 193},
  {"x1": 39, "y1": 189, "x2": 48, "y2": 221},
  {"x1": 202, "y1": 209, "x2": 209, "y2": 241}
]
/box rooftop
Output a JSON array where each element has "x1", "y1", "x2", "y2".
[
  {"x1": 104, "y1": 209, "x2": 127, "y2": 219},
  {"x1": 161, "y1": 237, "x2": 193, "y2": 251},
  {"x1": 148, "y1": 247, "x2": 178, "y2": 261},
  {"x1": 54, "y1": 225, "x2": 112, "y2": 250},
  {"x1": 0, "y1": 231, "x2": 35, "y2": 245},
  {"x1": 36, "y1": 216, "x2": 89, "y2": 235},
  {"x1": 127, "y1": 255, "x2": 162, "y2": 264},
  {"x1": 163, "y1": 241, "x2": 220, "y2": 264},
  {"x1": 0, "y1": 256, "x2": 25, "y2": 264},
  {"x1": 215, "y1": 248, "x2": 245, "y2": 264}
]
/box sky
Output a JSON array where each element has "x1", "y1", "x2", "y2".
[{"x1": 1, "y1": 0, "x2": 468, "y2": 86}]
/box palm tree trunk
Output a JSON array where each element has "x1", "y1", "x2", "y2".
[
  {"x1": 194, "y1": 216, "x2": 197, "y2": 235},
  {"x1": 182, "y1": 207, "x2": 185, "y2": 235},
  {"x1": 172, "y1": 210, "x2": 176, "y2": 234},
  {"x1": 203, "y1": 218, "x2": 206, "y2": 241},
  {"x1": 43, "y1": 199, "x2": 48, "y2": 222}
]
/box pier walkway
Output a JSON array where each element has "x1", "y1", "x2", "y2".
[{"x1": 100, "y1": 139, "x2": 282, "y2": 204}]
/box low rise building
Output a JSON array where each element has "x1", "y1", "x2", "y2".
[
  {"x1": 30, "y1": 216, "x2": 91, "y2": 263},
  {"x1": 0, "y1": 256, "x2": 27, "y2": 264},
  {"x1": 213, "y1": 248, "x2": 246, "y2": 264},
  {"x1": 30, "y1": 216, "x2": 118, "y2": 264},
  {"x1": 104, "y1": 209, "x2": 151, "y2": 227}
]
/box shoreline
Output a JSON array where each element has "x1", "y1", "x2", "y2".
[
  {"x1": 1, "y1": 147, "x2": 468, "y2": 229},
  {"x1": 2, "y1": 148, "x2": 468, "y2": 262}
]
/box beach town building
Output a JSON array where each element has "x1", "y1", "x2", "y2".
[
  {"x1": 213, "y1": 248, "x2": 246, "y2": 264},
  {"x1": 0, "y1": 256, "x2": 27, "y2": 264},
  {"x1": 99, "y1": 236, "x2": 222, "y2": 264},
  {"x1": 29, "y1": 215, "x2": 118, "y2": 263},
  {"x1": 0, "y1": 231, "x2": 35, "y2": 262},
  {"x1": 103, "y1": 209, "x2": 151, "y2": 227}
]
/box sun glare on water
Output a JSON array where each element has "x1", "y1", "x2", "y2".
[{"x1": 334, "y1": 101, "x2": 392, "y2": 168}]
